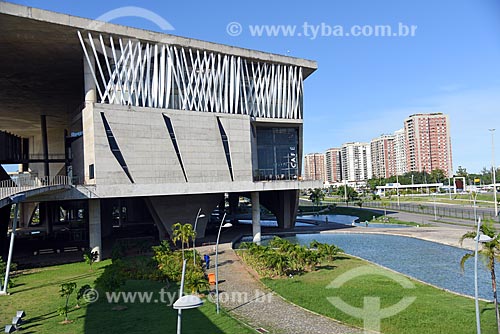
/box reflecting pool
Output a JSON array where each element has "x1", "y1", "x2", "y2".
[{"x1": 254, "y1": 233, "x2": 493, "y2": 299}]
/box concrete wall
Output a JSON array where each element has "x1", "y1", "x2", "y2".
[{"x1": 87, "y1": 103, "x2": 253, "y2": 186}]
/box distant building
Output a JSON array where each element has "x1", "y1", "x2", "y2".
[
  {"x1": 341, "y1": 142, "x2": 372, "y2": 182},
  {"x1": 394, "y1": 128, "x2": 407, "y2": 176},
  {"x1": 370, "y1": 134, "x2": 396, "y2": 179},
  {"x1": 304, "y1": 153, "x2": 326, "y2": 182},
  {"x1": 404, "y1": 113, "x2": 453, "y2": 177},
  {"x1": 325, "y1": 148, "x2": 342, "y2": 183}
]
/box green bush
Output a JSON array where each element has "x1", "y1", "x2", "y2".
[{"x1": 238, "y1": 237, "x2": 343, "y2": 278}]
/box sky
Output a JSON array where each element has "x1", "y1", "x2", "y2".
[{"x1": 4, "y1": 0, "x2": 500, "y2": 174}]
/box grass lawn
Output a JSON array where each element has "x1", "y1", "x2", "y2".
[
  {"x1": 263, "y1": 256, "x2": 497, "y2": 334},
  {"x1": 0, "y1": 260, "x2": 254, "y2": 334}
]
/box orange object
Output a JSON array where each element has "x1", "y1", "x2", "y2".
[{"x1": 208, "y1": 273, "x2": 216, "y2": 285}]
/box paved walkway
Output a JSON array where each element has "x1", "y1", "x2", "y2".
[
  {"x1": 199, "y1": 243, "x2": 362, "y2": 334},
  {"x1": 195, "y1": 207, "x2": 485, "y2": 333}
]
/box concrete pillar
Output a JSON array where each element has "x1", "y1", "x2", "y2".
[
  {"x1": 19, "y1": 202, "x2": 36, "y2": 228},
  {"x1": 41, "y1": 115, "x2": 49, "y2": 178},
  {"x1": 84, "y1": 52, "x2": 96, "y2": 105},
  {"x1": 88, "y1": 199, "x2": 102, "y2": 261},
  {"x1": 251, "y1": 192, "x2": 261, "y2": 244}
]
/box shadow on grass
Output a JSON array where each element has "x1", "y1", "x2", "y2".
[
  {"x1": 84, "y1": 279, "x2": 230, "y2": 333},
  {"x1": 14, "y1": 270, "x2": 102, "y2": 294}
]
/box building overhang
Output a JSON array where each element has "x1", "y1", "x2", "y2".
[{"x1": 0, "y1": 2, "x2": 317, "y2": 137}]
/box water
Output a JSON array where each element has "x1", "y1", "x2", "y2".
[
  {"x1": 298, "y1": 214, "x2": 411, "y2": 229},
  {"x1": 237, "y1": 220, "x2": 315, "y2": 227},
  {"x1": 247, "y1": 233, "x2": 493, "y2": 299},
  {"x1": 239, "y1": 214, "x2": 411, "y2": 229}
]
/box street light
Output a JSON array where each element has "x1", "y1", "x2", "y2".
[
  {"x1": 396, "y1": 174, "x2": 400, "y2": 208},
  {"x1": 215, "y1": 213, "x2": 232, "y2": 314},
  {"x1": 489, "y1": 129, "x2": 498, "y2": 217},
  {"x1": 173, "y1": 259, "x2": 204, "y2": 334},
  {"x1": 1, "y1": 194, "x2": 26, "y2": 295},
  {"x1": 473, "y1": 217, "x2": 493, "y2": 334},
  {"x1": 192, "y1": 208, "x2": 206, "y2": 266}
]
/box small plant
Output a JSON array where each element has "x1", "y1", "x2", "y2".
[
  {"x1": 83, "y1": 250, "x2": 99, "y2": 271},
  {"x1": 0, "y1": 257, "x2": 17, "y2": 288},
  {"x1": 59, "y1": 282, "x2": 77, "y2": 323}
]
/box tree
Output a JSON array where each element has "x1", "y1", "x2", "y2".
[
  {"x1": 430, "y1": 169, "x2": 446, "y2": 183},
  {"x1": 456, "y1": 166, "x2": 468, "y2": 178},
  {"x1": 59, "y1": 282, "x2": 77, "y2": 322},
  {"x1": 336, "y1": 186, "x2": 358, "y2": 205},
  {"x1": 172, "y1": 222, "x2": 195, "y2": 260},
  {"x1": 308, "y1": 188, "x2": 325, "y2": 213},
  {"x1": 460, "y1": 221, "x2": 500, "y2": 334}
]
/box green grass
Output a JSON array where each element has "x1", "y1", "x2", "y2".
[
  {"x1": 0, "y1": 260, "x2": 254, "y2": 334},
  {"x1": 263, "y1": 256, "x2": 497, "y2": 334}
]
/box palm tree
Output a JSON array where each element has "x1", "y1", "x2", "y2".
[
  {"x1": 172, "y1": 222, "x2": 195, "y2": 259},
  {"x1": 460, "y1": 221, "x2": 500, "y2": 334},
  {"x1": 309, "y1": 188, "x2": 325, "y2": 214}
]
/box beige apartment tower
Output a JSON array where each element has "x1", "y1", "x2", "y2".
[
  {"x1": 404, "y1": 113, "x2": 453, "y2": 177},
  {"x1": 304, "y1": 153, "x2": 326, "y2": 182}
]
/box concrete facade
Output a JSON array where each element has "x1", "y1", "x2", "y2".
[
  {"x1": 404, "y1": 113, "x2": 453, "y2": 177},
  {"x1": 0, "y1": 3, "x2": 319, "y2": 260},
  {"x1": 341, "y1": 142, "x2": 372, "y2": 182}
]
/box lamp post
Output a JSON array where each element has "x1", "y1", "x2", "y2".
[
  {"x1": 215, "y1": 213, "x2": 232, "y2": 314},
  {"x1": 489, "y1": 129, "x2": 498, "y2": 217},
  {"x1": 192, "y1": 208, "x2": 205, "y2": 266},
  {"x1": 173, "y1": 259, "x2": 204, "y2": 334},
  {"x1": 396, "y1": 174, "x2": 400, "y2": 208},
  {"x1": 344, "y1": 180, "x2": 348, "y2": 205},
  {"x1": 433, "y1": 193, "x2": 437, "y2": 221},
  {"x1": 474, "y1": 217, "x2": 493, "y2": 334},
  {"x1": 411, "y1": 174, "x2": 414, "y2": 199},
  {"x1": 1, "y1": 194, "x2": 26, "y2": 295}
]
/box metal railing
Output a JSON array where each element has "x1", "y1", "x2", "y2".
[
  {"x1": 0, "y1": 174, "x2": 72, "y2": 200},
  {"x1": 319, "y1": 198, "x2": 498, "y2": 222}
]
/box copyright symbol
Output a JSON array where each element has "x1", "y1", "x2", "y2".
[
  {"x1": 83, "y1": 288, "x2": 99, "y2": 303},
  {"x1": 226, "y1": 22, "x2": 243, "y2": 37}
]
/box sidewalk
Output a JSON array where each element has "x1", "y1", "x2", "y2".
[{"x1": 199, "y1": 243, "x2": 361, "y2": 334}]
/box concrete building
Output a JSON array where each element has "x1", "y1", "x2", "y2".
[
  {"x1": 340, "y1": 142, "x2": 372, "y2": 182},
  {"x1": 303, "y1": 153, "x2": 326, "y2": 182},
  {"x1": 370, "y1": 134, "x2": 396, "y2": 179},
  {"x1": 404, "y1": 113, "x2": 453, "y2": 177},
  {"x1": 325, "y1": 148, "x2": 342, "y2": 183},
  {"x1": 394, "y1": 128, "x2": 407, "y2": 176},
  {"x1": 0, "y1": 3, "x2": 318, "y2": 260}
]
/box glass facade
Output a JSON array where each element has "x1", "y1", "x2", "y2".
[{"x1": 255, "y1": 127, "x2": 299, "y2": 181}]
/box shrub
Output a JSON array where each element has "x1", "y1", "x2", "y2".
[{"x1": 238, "y1": 237, "x2": 343, "y2": 278}]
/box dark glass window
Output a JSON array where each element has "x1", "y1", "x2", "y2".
[{"x1": 256, "y1": 127, "x2": 298, "y2": 181}]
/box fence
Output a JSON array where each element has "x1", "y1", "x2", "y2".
[
  {"x1": 307, "y1": 197, "x2": 498, "y2": 222},
  {"x1": 360, "y1": 200, "x2": 496, "y2": 222},
  {"x1": 0, "y1": 175, "x2": 72, "y2": 200}
]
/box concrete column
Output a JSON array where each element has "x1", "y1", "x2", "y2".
[
  {"x1": 41, "y1": 115, "x2": 49, "y2": 178},
  {"x1": 88, "y1": 199, "x2": 102, "y2": 261},
  {"x1": 251, "y1": 192, "x2": 261, "y2": 244},
  {"x1": 84, "y1": 52, "x2": 96, "y2": 105}
]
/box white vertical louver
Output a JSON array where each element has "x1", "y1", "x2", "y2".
[{"x1": 78, "y1": 31, "x2": 304, "y2": 119}]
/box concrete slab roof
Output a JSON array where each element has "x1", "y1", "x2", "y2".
[
  {"x1": 0, "y1": 2, "x2": 317, "y2": 138},
  {"x1": 0, "y1": 2, "x2": 317, "y2": 74}
]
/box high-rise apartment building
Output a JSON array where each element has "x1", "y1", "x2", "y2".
[
  {"x1": 370, "y1": 135, "x2": 396, "y2": 179},
  {"x1": 404, "y1": 113, "x2": 453, "y2": 177},
  {"x1": 304, "y1": 153, "x2": 326, "y2": 181},
  {"x1": 394, "y1": 128, "x2": 407, "y2": 176},
  {"x1": 325, "y1": 148, "x2": 342, "y2": 183},
  {"x1": 341, "y1": 142, "x2": 372, "y2": 182}
]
